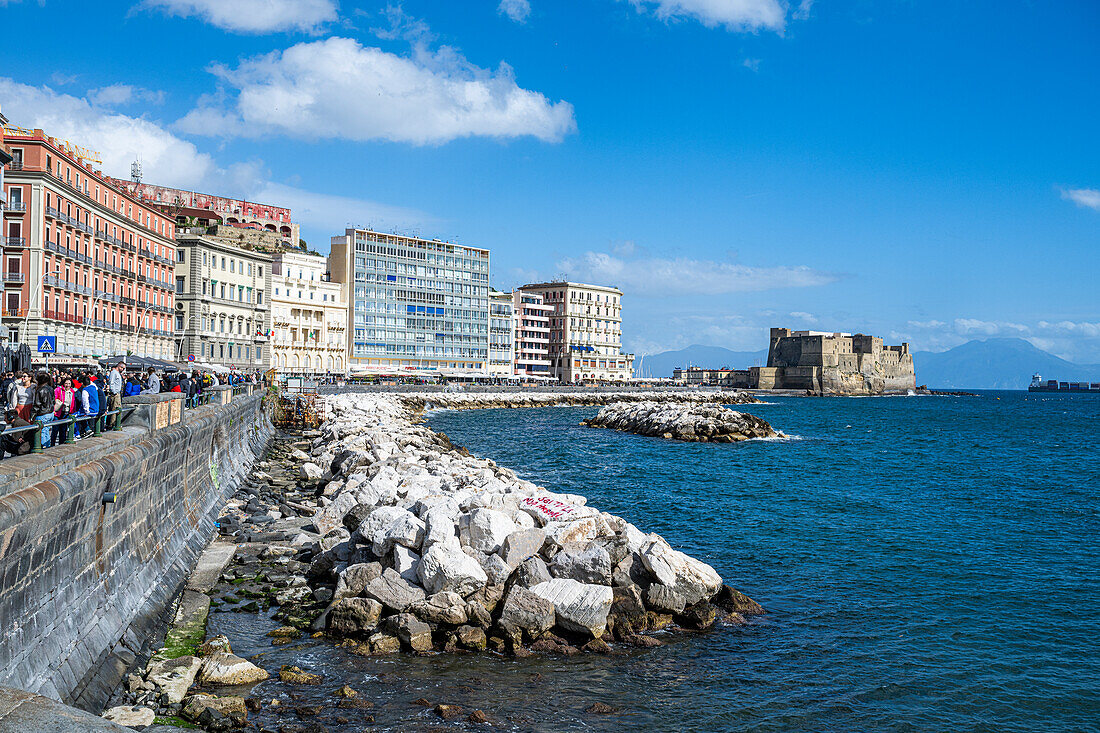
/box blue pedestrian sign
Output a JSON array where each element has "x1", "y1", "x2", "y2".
[{"x1": 37, "y1": 336, "x2": 56, "y2": 353}]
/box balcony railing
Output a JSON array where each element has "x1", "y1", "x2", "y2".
[
  {"x1": 3, "y1": 201, "x2": 26, "y2": 214},
  {"x1": 3, "y1": 308, "x2": 27, "y2": 318},
  {"x1": 3, "y1": 272, "x2": 25, "y2": 283},
  {"x1": 8, "y1": 161, "x2": 22, "y2": 171},
  {"x1": 4, "y1": 237, "x2": 25, "y2": 247}
]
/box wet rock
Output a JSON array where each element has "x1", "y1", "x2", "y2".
[
  {"x1": 197, "y1": 652, "x2": 270, "y2": 685},
  {"x1": 335, "y1": 684, "x2": 357, "y2": 698},
  {"x1": 368, "y1": 632, "x2": 401, "y2": 654},
  {"x1": 384, "y1": 613, "x2": 434, "y2": 651},
  {"x1": 624, "y1": 634, "x2": 663, "y2": 648},
  {"x1": 586, "y1": 701, "x2": 618, "y2": 714},
  {"x1": 468, "y1": 709, "x2": 491, "y2": 724},
  {"x1": 712, "y1": 585, "x2": 765, "y2": 615},
  {"x1": 435, "y1": 703, "x2": 464, "y2": 720},
  {"x1": 267, "y1": 626, "x2": 303, "y2": 640},
  {"x1": 678, "y1": 601, "x2": 718, "y2": 630},
  {"x1": 328, "y1": 597, "x2": 383, "y2": 636},
  {"x1": 408, "y1": 591, "x2": 469, "y2": 625},
  {"x1": 582, "y1": 637, "x2": 612, "y2": 654},
  {"x1": 279, "y1": 665, "x2": 323, "y2": 684},
  {"x1": 181, "y1": 694, "x2": 247, "y2": 729},
  {"x1": 196, "y1": 634, "x2": 233, "y2": 657},
  {"x1": 530, "y1": 578, "x2": 614, "y2": 637},
  {"x1": 456, "y1": 625, "x2": 487, "y2": 651}
]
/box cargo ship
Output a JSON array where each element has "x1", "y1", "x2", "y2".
[{"x1": 1029, "y1": 374, "x2": 1100, "y2": 392}]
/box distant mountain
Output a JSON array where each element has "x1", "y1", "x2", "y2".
[
  {"x1": 914, "y1": 338, "x2": 1100, "y2": 390},
  {"x1": 637, "y1": 345, "x2": 768, "y2": 378}
]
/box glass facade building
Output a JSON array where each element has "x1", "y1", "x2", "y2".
[{"x1": 329, "y1": 228, "x2": 489, "y2": 374}]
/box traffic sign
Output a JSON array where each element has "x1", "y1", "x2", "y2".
[
  {"x1": 37, "y1": 336, "x2": 56, "y2": 353},
  {"x1": 187, "y1": 354, "x2": 196, "y2": 362}
]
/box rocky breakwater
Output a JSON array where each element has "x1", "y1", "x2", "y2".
[
  {"x1": 402, "y1": 389, "x2": 760, "y2": 412},
  {"x1": 582, "y1": 401, "x2": 781, "y2": 442},
  {"x1": 289, "y1": 392, "x2": 762, "y2": 659}
]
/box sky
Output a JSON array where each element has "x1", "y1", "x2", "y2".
[{"x1": 2, "y1": 0, "x2": 1098, "y2": 362}]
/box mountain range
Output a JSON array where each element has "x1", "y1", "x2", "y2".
[{"x1": 638, "y1": 338, "x2": 1100, "y2": 390}]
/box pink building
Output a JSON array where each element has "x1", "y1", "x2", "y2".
[
  {"x1": 104, "y1": 178, "x2": 299, "y2": 244},
  {"x1": 512, "y1": 290, "x2": 552, "y2": 379},
  {"x1": 2, "y1": 127, "x2": 177, "y2": 360}
]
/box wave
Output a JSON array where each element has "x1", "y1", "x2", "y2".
[{"x1": 751, "y1": 433, "x2": 804, "y2": 442}]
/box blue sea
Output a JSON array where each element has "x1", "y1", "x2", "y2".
[{"x1": 215, "y1": 391, "x2": 1099, "y2": 732}]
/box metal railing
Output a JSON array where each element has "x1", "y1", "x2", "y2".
[
  {"x1": 4, "y1": 201, "x2": 26, "y2": 213},
  {"x1": 5, "y1": 237, "x2": 25, "y2": 247}
]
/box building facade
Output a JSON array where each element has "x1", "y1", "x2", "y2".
[
  {"x1": 270, "y1": 251, "x2": 347, "y2": 375},
  {"x1": 3, "y1": 126, "x2": 176, "y2": 360},
  {"x1": 328, "y1": 228, "x2": 489, "y2": 376},
  {"x1": 173, "y1": 233, "x2": 271, "y2": 369},
  {"x1": 756, "y1": 328, "x2": 916, "y2": 394},
  {"x1": 512, "y1": 290, "x2": 552, "y2": 379},
  {"x1": 488, "y1": 289, "x2": 515, "y2": 378},
  {"x1": 105, "y1": 179, "x2": 299, "y2": 246},
  {"x1": 519, "y1": 281, "x2": 634, "y2": 382}
]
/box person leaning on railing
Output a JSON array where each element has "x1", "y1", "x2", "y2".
[
  {"x1": 107, "y1": 362, "x2": 125, "y2": 430},
  {"x1": 33, "y1": 372, "x2": 56, "y2": 448}
]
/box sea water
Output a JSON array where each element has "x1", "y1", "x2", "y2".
[{"x1": 212, "y1": 392, "x2": 1099, "y2": 732}]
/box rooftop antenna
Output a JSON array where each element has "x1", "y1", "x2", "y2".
[{"x1": 130, "y1": 159, "x2": 142, "y2": 185}]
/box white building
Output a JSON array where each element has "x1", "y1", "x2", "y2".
[
  {"x1": 512, "y1": 290, "x2": 552, "y2": 380},
  {"x1": 520, "y1": 281, "x2": 634, "y2": 382},
  {"x1": 270, "y1": 250, "x2": 347, "y2": 375},
  {"x1": 488, "y1": 289, "x2": 515, "y2": 378}
]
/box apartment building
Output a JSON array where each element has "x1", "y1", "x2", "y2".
[
  {"x1": 512, "y1": 290, "x2": 552, "y2": 379},
  {"x1": 329, "y1": 228, "x2": 489, "y2": 376},
  {"x1": 270, "y1": 250, "x2": 347, "y2": 375},
  {"x1": 520, "y1": 281, "x2": 634, "y2": 382},
  {"x1": 173, "y1": 233, "x2": 271, "y2": 368},
  {"x1": 488, "y1": 289, "x2": 515, "y2": 378},
  {"x1": 2, "y1": 126, "x2": 176, "y2": 359}
]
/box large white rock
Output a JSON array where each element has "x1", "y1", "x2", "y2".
[
  {"x1": 373, "y1": 511, "x2": 426, "y2": 556},
  {"x1": 300, "y1": 462, "x2": 324, "y2": 480},
  {"x1": 145, "y1": 655, "x2": 202, "y2": 703},
  {"x1": 102, "y1": 706, "x2": 155, "y2": 727},
  {"x1": 354, "y1": 505, "x2": 408, "y2": 547},
  {"x1": 423, "y1": 507, "x2": 459, "y2": 549},
  {"x1": 462, "y1": 508, "x2": 517, "y2": 554},
  {"x1": 517, "y1": 495, "x2": 598, "y2": 526},
  {"x1": 418, "y1": 542, "x2": 488, "y2": 596},
  {"x1": 639, "y1": 537, "x2": 722, "y2": 606},
  {"x1": 529, "y1": 578, "x2": 614, "y2": 637},
  {"x1": 196, "y1": 652, "x2": 270, "y2": 685},
  {"x1": 313, "y1": 491, "x2": 359, "y2": 536},
  {"x1": 393, "y1": 545, "x2": 421, "y2": 583}
]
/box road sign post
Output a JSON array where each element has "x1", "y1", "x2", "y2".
[{"x1": 37, "y1": 336, "x2": 56, "y2": 370}]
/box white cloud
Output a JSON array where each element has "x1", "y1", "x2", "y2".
[
  {"x1": 953, "y1": 318, "x2": 1029, "y2": 336},
  {"x1": 556, "y1": 250, "x2": 836, "y2": 296},
  {"x1": 0, "y1": 77, "x2": 215, "y2": 190},
  {"x1": 1061, "y1": 187, "x2": 1100, "y2": 211},
  {"x1": 177, "y1": 37, "x2": 576, "y2": 145},
  {"x1": 742, "y1": 57, "x2": 761, "y2": 72},
  {"x1": 1036, "y1": 320, "x2": 1100, "y2": 338},
  {"x1": 88, "y1": 84, "x2": 166, "y2": 107},
  {"x1": 789, "y1": 311, "x2": 817, "y2": 323},
  {"x1": 498, "y1": 0, "x2": 531, "y2": 23},
  {"x1": 630, "y1": 0, "x2": 787, "y2": 32},
  {"x1": 140, "y1": 0, "x2": 337, "y2": 34}
]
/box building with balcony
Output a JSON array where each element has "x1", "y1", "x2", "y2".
[
  {"x1": 488, "y1": 289, "x2": 515, "y2": 378},
  {"x1": 269, "y1": 250, "x2": 347, "y2": 375},
  {"x1": 519, "y1": 281, "x2": 634, "y2": 382},
  {"x1": 105, "y1": 178, "x2": 299, "y2": 247},
  {"x1": 173, "y1": 233, "x2": 271, "y2": 368},
  {"x1": 512, "y1": 290, "x2": 552, "y2": 380},
  {"x1": 328, "y1": 228, "x2": 489, "y2": 377},
  {"x1": 2, "y1": 125, "x2": 176, "y2": 359}
]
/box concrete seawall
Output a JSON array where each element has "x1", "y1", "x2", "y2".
[{"x1": 0, "y1": 387, "x2": 273, "y2": 713}]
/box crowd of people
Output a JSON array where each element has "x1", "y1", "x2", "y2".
[{"x1": 0, "y1": 364, "x2": 265, "y2": 459}]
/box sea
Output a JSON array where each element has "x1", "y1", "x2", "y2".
[{"x1": 210, "y1": 391, "x2": 1100, "y2": 732}]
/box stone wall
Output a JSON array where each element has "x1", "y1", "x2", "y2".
[
  {"x1": 763, "y1": 327, "x2": 916, "y2": 394},
  {"x1": 0, "y1": 388, "x2": 272, "y2": 712}
]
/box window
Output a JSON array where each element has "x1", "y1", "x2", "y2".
[
  {"x1": 176, "y1": 276, "x2": 185, "y2": 294},
  {"x1": 177, "y1": 249, "x2": 185, "y2": 263},
  {"x1": 257, "y1": 291, "x2": 263, "y2": 305}
]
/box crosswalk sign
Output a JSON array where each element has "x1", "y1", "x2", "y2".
[{"x1": 37, "y1": 336, "x2": 56, "y2": 353}]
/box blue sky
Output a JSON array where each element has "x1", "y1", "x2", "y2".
[{"x1": 2, "y1": 0, "x2": 1098, "y2": 362}]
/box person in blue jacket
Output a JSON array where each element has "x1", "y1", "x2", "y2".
[{"x1": 76, "y1": 372, "x2": 100, "y2": 439}]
